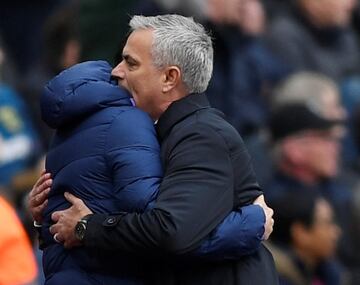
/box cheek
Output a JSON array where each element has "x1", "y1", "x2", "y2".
[
  {"x1": 323, "y1": 143, "x2": 339, "y2": 163},
  {"x1": 312, "y1": 144, "x2": 336, "y2": 164},
  {"x1": 303, "y1": 146, "x2": 323, "y2": 166},
  {"x1": 313, "y1": 229, "x2": 337, "y2": 257}
]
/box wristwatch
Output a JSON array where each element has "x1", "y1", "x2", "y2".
[{"x1": 74, "y1": 215, "x2": 92, "y2": 242}]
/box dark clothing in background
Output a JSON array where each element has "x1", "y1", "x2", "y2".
[
  {"x1": 265, "y1": 7, "x2": 360, "y2": 81},
  {"x1": 84, "y1": 93, "x2": 278, "y2": 284},
  {"x1": 268, "y1": 242, "x2": 343, "y2": 285},
  {"x1": 206, "y1": 23, "x2": 289, "y2": 135},
  {"x1": 265, "y1": 171, "x2": 355, "y2": 284}
]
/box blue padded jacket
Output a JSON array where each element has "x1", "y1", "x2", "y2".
[{"x1": 41, "y1": 61, "x2": 163, "y2": 283}]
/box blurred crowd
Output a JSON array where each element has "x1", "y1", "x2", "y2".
[{"x1": 1, "y1": 0, "x2": 360, "y2": 284}]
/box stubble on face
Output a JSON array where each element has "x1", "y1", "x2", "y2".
[{"x1": 115, "y1": 29, "x2": 166, "y2": 120}]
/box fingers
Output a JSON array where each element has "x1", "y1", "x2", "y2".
[
  {"x1": 29, "y1": 174, "x2": 52, "y2": 208},
  {"x1": 51, "y1": 210, "x2": 63, "y2": 222},
  {"x1": 28, "y1": 187, "x2": 50, "y2": 211},
  {"x1": 49, "y1": 222, "x2": 60, "y2": 235},
  {"x1": 267, "y1": 207, "x2": 274, "y2": 218},
  {"x1": 53, "y1": 233, "x2": 62, "y2": 243},
  {"x1": 256, "y1": 194, "x2": 265, "y2": 203},
  {"x1": 33, "y1": 173, "x2": 52, "y2": 194},
  {"x1": 49, "y1": 214, "x2": 80, "y2": 249},
  {"x1": 64, "y1": 192, "x2": 81, "y2": 206},
  {"x1": 50, "y1": 225, "x2": 64, "y2": 244},
  {"x1": 28, "y1": 185, "x2": 50, "y2": 223},
  {"x1": 253, "y1": 194, "x2": 265, "y2": 207},
  {"x1": 263, "y1": 208, "x2": 275, "y2": 240},
  {"x1": 35, "y1": 176, "x2": 52, "y2": 197},
  {"x1": 28, "y1": 172, "x2": 52, "y2": 223},
  {"x1": 32, "y1": 198, "x2": 49, "y2": 220},
  {"x1": 35, "y1": 187, "x2": 51, "y2": 205},
  {"x1": 64, "y1": 192, "x2": 92, "y2": 217}
]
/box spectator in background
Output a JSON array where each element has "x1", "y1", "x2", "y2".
[
  {"x1": 338, "y1": 105, "x2": 360, "y2": 285},
  {"x1": 264, "y1": 72, "x2": 360, "y2": 284},
  {"x1": 346, "y1": 179, "x2": 360, "y2": 284},
  {"x1": 0, "y1": 1, "x2": 66, "y2": 80},
  {"x1": 265, "y1": 0, "x2": 360, "y2": 164},
  {"x1": 271, "y1": 72, "x2": 346, "y2": 121},
  {"x1": 268, "y1": 190, "x2": 343, "y2": 285},
  {"x1": 0, "y1": 37, "x2": 44, "y2": 285},
  {"x1": 78, "y1": 0, "x2": 144, "y2": 63},
  {"x1": 265, "y1": 0, "x2": 359, "y2": 81},
  {"x1": 0, "y1": 41, "x2": 41, "y2": 202},
  {"x1": 19, "y1": 2, "x2": 81, "y2": 149},
  {"x1": 263, "y1": 0, "x2": 291, "y2": 19},
  {"x1": 0, "y1": 191, "x2": 38, "y2": 285},
  {"x1": 203, "y1": 0, "x2": 289, "y2": 136},
  {"x1": 187, "y1": 0, "x2": 289, "y2": 185},
  {"x1": 136, "y1": 0, "x2": 205, "y2": 20}
]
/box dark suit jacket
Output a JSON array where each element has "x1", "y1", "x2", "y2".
[{"x1": 84, "y1": 93, "x2": 278, "y2": 284}]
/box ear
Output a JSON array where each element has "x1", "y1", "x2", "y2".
[{"x1": 162, "y1": 66, "x2": 181, "y2": 93}]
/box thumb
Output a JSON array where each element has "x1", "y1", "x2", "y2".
[
  {"x1": 51, "y1": 211, "x2": 61, "y2": 222},
  {"x1": 64, "y1": 192, "x2": 81, "y2": 205}
]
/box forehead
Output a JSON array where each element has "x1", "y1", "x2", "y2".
[{"x1": 123, "y1": 29, "x2": 154, "y2": 60}]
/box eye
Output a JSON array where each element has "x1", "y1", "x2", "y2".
[
  {"x1": 127, "y1": 60, "x2": 136, "y2": 67},
  {"x1": 122, "y1": 54, "x2": 138, "y2": 70}
]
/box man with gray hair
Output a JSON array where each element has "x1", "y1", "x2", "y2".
[{"x1": 29, "y1": 14, "x2": 277, "y2": 284}]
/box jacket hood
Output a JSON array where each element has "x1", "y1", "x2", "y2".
[{"x1": 41, "y1": 60, "x2": 132, "y2": 129}]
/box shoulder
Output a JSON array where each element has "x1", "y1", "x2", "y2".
[
  {"x1": 106, "y1": 107, "x2": 158, "y2": 149},
  {"x1": 168, "y1": 108, "x2": 236, "y2": 151},
  {"x1": 109, "y1": 107, "x2": 155, "y2": 132}
]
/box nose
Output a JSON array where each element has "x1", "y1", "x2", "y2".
[{"x1": 111, "y1": 61, "x2": 125, "y2": 80}]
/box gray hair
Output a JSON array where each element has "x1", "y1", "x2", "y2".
[
  {"x1": 271, "y1": 72, "x2": 339, "y2": 114},
  {"x1": 129, "y1": 14, "x2": 213, "y2": 93}
]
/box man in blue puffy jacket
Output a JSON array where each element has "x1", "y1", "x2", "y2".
[{"x1": 29, "y1": 14, "x2": 277, "y2": 284}]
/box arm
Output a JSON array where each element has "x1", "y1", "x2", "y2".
[
  {"x1": 48, "y1": 191, "x2": 271, "y2": 257},
  {"x1": 82, "y1": 123, "x2": 242, "y2": 254},
  {"x1": 194, "y1": 204, "x2": 265, "y2": 259},
  {"x1": 194, "y1": 193, "x2": 273, "y2": 259},
  {"x1": 31, "y1": 177, "x2": 269, "y2": 257},
  {"x1": 31, "y1": 125, "x2": 272, "y2": 258},
  {"x1": 34, "y1": 123, "x2": 272, "y2": 256},
  {"x1": 86, "y1": 119, "x2": 273, "y2": 256},
  {"x1": 48, "y1": 123, "x2": 234, "y2": 253}
]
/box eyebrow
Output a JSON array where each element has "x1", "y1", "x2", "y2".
[{"x1": 123, "y1": 53, "x2": 138, "y2": 64}]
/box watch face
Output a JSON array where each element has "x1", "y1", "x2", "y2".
[{"x1": 75, "y1": 222, "x2": 86, "y2": 241}]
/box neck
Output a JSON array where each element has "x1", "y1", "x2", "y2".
[
  {"x1": 153, "y1": 89, "x2": 188, "y2": 121},
  {"x1": 151, "y1": 101, "x2": 172, "y2": 121},
  {"x1": 293, "y1": 246, "x2": 318, "y2": 271}
]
